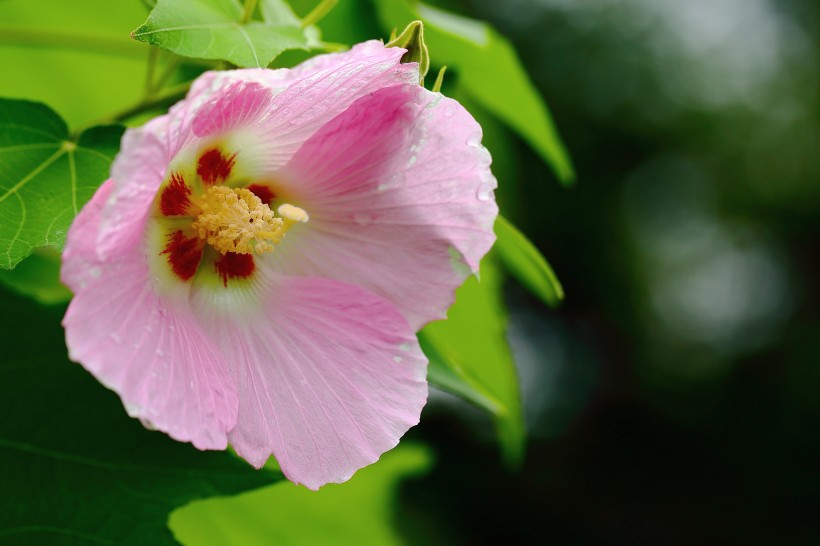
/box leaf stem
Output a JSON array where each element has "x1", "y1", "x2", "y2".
[
  {"x1": 242, "y1": 0, "x2": 259, "y2": 24},
  {"x1": 0, "y1": 26, "x2": 141, "y2": 58},
  {"x1": 301, "y1": 0, "x2": 338, "y2": 28},
  {"x1": 145, "y1": 47, "x2": 159, "y2": 95},
  {"x1": 109, "y1": 81, "x2": 191, "y2": 124},
  {"x1": 71, "y1": 81, "x2": 192, "y2": 137},
  {"x1": 150, "y1": 55, "x2": 183, "y2": 94}
]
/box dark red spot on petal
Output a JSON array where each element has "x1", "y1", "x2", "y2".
[
  {"x1": 159, "y1": 173, "x2": 192, "y2": 216},
  {"x1": 197, "y1": 148, "x2": 236, "y2": 185},
  {"x1": 246, "y1": 184, "x2": 276, "y2": 205},
  {"x1": 160, "y1": 230, "x2": 203, "y2": 281},
  {"x1": 214, "y1": 252, "x2": 255, "y2": 287}
]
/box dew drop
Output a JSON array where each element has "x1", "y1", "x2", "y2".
[
  {"x1": 393, "y1": 356, "x2": 403, "y2": 363},
  {"x1": 89, "y1": 267, "x2": 101, "y2": 279},
  {"x1": 476, "y1": 183, "x2": 494, "y2": 202},
  {"x1": 399, "y1": 342, "x2": 411, "y2": 351}
]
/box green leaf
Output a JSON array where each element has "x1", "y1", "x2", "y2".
[
  {"x1": 372, "y1": 0, "x2": 575, "y2": 184},
  {"x1": 0, "y1": 286, "x2": 278, "y2": 545},
  {"x1": 0, "y1": 248, "x2": 71, "y2": 305},
  {"x1": 0, "y1": 99, "x2": 122, "y2": 270},
  {"x1": 169, "y1": 444, "x2": 432, "y2": 545},
  {"x1": 495, "y1": 215, "x2": 564, "y2": 307},
  {"x1": 421, "y1": 256, "x2": 525, "y2": 465},
  {"x1": 421, "y1": 330, "x2": 503, "y2": 415},
  {"x1": 132, "y1": 0, "x2": 312, "y2": 68}
]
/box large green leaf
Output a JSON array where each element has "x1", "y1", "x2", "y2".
[
  {"x1": 0, "y1": 248, "x2": 71, "y2": 304},
  {"x1": 0, "y1": 99, "x2": 122, "y2": 269},
  {"x1": 421, "y1": 256, "x2": 525, "y2": 465},
  {"x1": 170, "y1": 444, "x2": 432, "y2": 545},
  {"x1": 0, "y1": 286, "x2": 278, "y2": 545},
  {"x1": 132, "y1": 0, "x2": 312, "y2": 68},
  {"x1": 372, "y1": 0, "x2": 575, "y2": 184},
  {"x1": 495, "y1": 215, "x2": 564, "y2": 308}
]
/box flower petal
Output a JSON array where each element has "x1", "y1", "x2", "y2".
[
  {"x1": 62, "y1": 184, "x2": 238, "y2": 450},
  {"x1": 188, "y1": 41, "x2": 419, "y2": 173},
  {"x1": 95, "y1": 42, "x2": 418, "y2": 260},
  {"x1": 192, "y1": 81, "x2": 274, "y2": 139},
  {"x1": 192, "y1": 274, "x2": 428, "y2": 490},
  {"x1": 60, "y1": 178, "x2": 114, "y2": 292},
  {"x1": 269, "y1": 84, "x2": 498, "y2": 329},
  {"x1": 96, "y1": 115, "x2": 172, "y2": 260}
]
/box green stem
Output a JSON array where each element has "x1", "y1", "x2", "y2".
[
  {"x1": 0, "y1": 26, "x2": 141, "y2": 58},
  {"x1": 71, "y1": 81, "x2": 192, "y2": 137},
  {"x1": 145, "y1": 47, "x2": 159, "y2": 95},
  {"x1": 301, "y1": 0, "x2": 338, "y2": 28},
  {"x1": 151, "y1": 55, "x2": 183, "y2": 94},
  {"x1": 108, "y1": 81, "x2": 191, "y2": 123},
  {"x1": 242, "y1": 0, "x2": 258, "y2": 24}
]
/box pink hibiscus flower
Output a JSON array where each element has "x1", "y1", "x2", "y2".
[{"x1": 61, "y1": 41, "x2": 497, "y2": 490}]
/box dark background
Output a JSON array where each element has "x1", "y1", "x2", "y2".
[{"x1": 400, "y1": 0, "x2": 820, "y2": 544}]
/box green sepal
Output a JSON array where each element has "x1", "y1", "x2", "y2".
[{"x1": 385, "y1": 20, "x2": 429, "y2": 83}]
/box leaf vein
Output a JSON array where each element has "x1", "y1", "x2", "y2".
[{"x1": 0, "y1": 147, "x2": 66, "y2": 205}]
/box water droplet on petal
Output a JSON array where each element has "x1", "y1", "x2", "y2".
[
  {"x1": 393, "y1": 356, "x2": 403, "y2": 363},
  {"x1": 89, "y1": 267, "x2": 101, "y2": 279},
  {"x1": 476, "y1": 184, "x2": 494, "y2": 202}
]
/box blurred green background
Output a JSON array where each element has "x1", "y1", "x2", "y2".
[
  {"x1": 1, "y1": 0, "x2": 818, "y2": 544},
  {"x1": 404, "y1": 0, "x2": 820, "y2": 544}
]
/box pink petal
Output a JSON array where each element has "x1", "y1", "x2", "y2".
[
  {"x1": 186, "y1": 41, "x2": 419, "y2": 173},
  {"x1": 192, "y1": 81, "x2": 273, "y2": 138},
  {"x1": 96, "y1": 115, "x2": 172, "y2": 260},
  {"x1": 268, "y1": 84, "x2": 498, "y2": 329},
  {"x1": 192, "y1": 274, "x2": 428, "y2": 490},
  {"x1": 94, "y1": 42, "x2": 418, "y2": 257},
  {"x1": 60, "y1": 179, "x2": 114, "y2": 292},
  {"x1": 62, "y1": 184, "x2": 238, "y2": 450}
]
